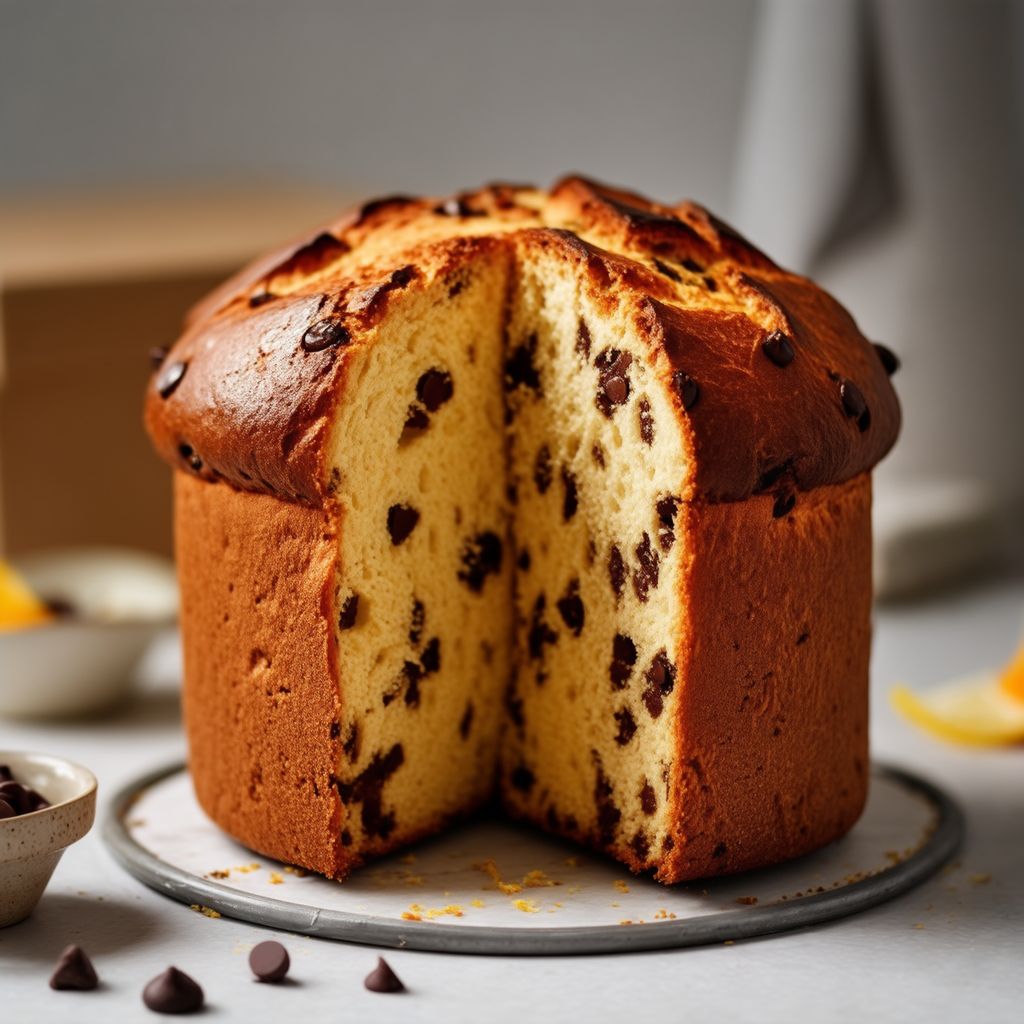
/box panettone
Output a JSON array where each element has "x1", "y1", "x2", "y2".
[{"x1": 145, "y1": 176, "x2": 900, "y2": 882}]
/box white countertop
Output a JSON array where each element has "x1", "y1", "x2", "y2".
[{"x1": 2, "y1": 578, "x2": 1022, "y2": 1023}]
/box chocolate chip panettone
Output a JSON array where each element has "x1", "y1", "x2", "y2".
[{"x1": 145, "y1": 176, "x2": 899, "y2": 883}]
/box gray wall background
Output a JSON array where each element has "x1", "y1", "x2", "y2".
[{"x1": 0, "y1": 0, "x2": 756, "y2": 208}]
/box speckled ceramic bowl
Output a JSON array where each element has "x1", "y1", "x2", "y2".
[{"x1": 0, "y1": 752, "x2": 97, "y2": 927}]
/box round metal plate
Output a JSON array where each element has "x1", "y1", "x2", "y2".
[{"x1": 102, "y1": 762, "x2": 962, "y2": 956}]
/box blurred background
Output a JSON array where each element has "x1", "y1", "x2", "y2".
[{"x1": 1, "y1": 0, "x2": 1022, "y2": 595}]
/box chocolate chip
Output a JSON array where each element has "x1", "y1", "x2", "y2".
[
  {"x1": 561, "y1": 467, "x2": 578, "y2": 521},
  {"x1": 638, "y1": 398, "x2": 654, "y2": 445},
  {"x1": 343, "y1": 724, "x2": 360, "y2": 762},
  {"x1": 656, "y1": 496, "x2": 679, "y2": 551},
  {"x1": 838, "y1": 378, "x2": 871, "y2": 431},
  {"x1": 873, "y1": 342, "x2": 900, "y2": 376},
  {"x1": 712, "y1": 842, "x2": 728, "y2": 858},
  {"x1": 49, "y1": 945, "x2": 98, "y2": 991},
  {"x1": 593, "y1": 758, "x2": 621, "y2": 845},
  {"x1": 614, "y1": 708, "x2": 637, "y2": 745},
  {"x1": 610, "y1": 633, "x2": 637, "y2": 689},
  {"x1": 643, "y1": 650, "x2": 676, "y2": 718},
  {"x1": 457, "y1": 531, "x2": 503, "y2": 592},
  {"x1": 0, "y1": 780, "x2": 47, "y2": 815},
  {"x1": 595, "y1": 348, "x2": 632, "y2": 417},
  {"x1": 533, "y1": 445, "x2": 553, "y2": 494},
  {"x1": 527, "y1": 595, "x2": 558, "y2": 663},
  {"x1": 387, "y1": 504, "x2": 420, "y2": 545},
  {"x1": 631, "y1": 830, "x2": 651, "y2": 861},
  {"x1": 672, "y1": 371, "x2": 699, "y2": 411},
  {"x1": 156, "y1": 361, "x2": 187, "y2": 399},
  {"x1": 409, "y1": 598, "x2": 425, "y2": 646},
  {"x1": 505, "y1": 333, "x2": 541, "y2": 392},
  {"x1": 576, "y1": 319, "x2": 592, "y2": 359},
  {"x1": 0, "y1": 766, "x2": 12, "y2": 782},
  {"x1": 249, "y1": 941, "x2": 289, "y2": 983},
  {"x1": 335, "y1": 744, "x2": 404, "y2": 838},
  {"x1": 436, "y1": 196, "x2": 485, "y2": 218},
  {"x1": 329, "y1": 721, "x2": 341, "y2": 739},
  {"x1": 177, "y1": 443, "x2": 202, "y2": 472},
  {"x1": 517, "y1": 548, "x2": 531, "y2": 571},
  {"x1": 556, "y1": 579, "x2": 585, "y2": 636},
  {"x1": 0, "y1": 800, "x2": 14, "y2": 819},
  {"x1": 364, "y1": 957, "x2": 405, "y2": 993},
  {"x1": 681, "y1": 258, "x2": 704, "y2": 273},
  {"x1": 762, "y1": 330, "x2": 795, "y2": 367},
  {"x1": 338, "y1": 594, "x2": 359, "y2": 631},
  {"x1": 640, "y1": 780, "x2": 657, "y2": 815},
  {"x1": 404, "y1": 405, "x2": 429, "y2": 431},
  {"x1": 416, "y1": 369, "x2": 453, "y2": 411},
  {"x1": 591, "y1": 443, "x2": 606, "y2": 468},
  {"x1": 402, "y1": 660, "x2": 423, "y2": 708},
  {"x1": 632, "y1": 532, "x2": 659, "y2": 602},
  {"x1": 301, "y1": 318, "x2": 350, "y2": 352},
  {"x1": 420, "y1": 637, "x2": 441, "y2": 674},
  {"x1": 142, "y1": 967, "x2": 204, "y2": 1015},
  {"x1": 149, "y1": 346, "x2": 169, "y2": 368},
  {"x1": 459, "y1": 702, "x2": 474, "y2": 739},
  {"x1": 653, "y1": 258, "x2": 682, "y2": 282},
  {"x1": 608, "y1": 545, "x2": 626, "y2": 599},
  {"x1": 703, "y1": 275, "x2": 718, "y2": 292},
  {"x1": 510, "y1": 765, "x2": 535, "y2": 792},
  {"x1": 248, "y1": 291, "x2": 275, "y2": 308},
  {"x1": 773, "y1": 490, "x2": 796, "y2": 518}
]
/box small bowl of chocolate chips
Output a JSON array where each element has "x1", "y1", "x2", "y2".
[
  {"x1": 0, "y1": 751, "x2": 97, "y2": 927},
  {"x1": 0, "y1": 547, "x2": 177, "y2": 718}
]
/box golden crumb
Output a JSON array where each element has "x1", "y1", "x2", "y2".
[
  {"x1": 189, "y1": 904, "x2": 221, "y2": 919},
  {"x1": 619, "y1": 919, "x2": 634, "y2": 926},
  {"x1": 653, "y1": 909, "x2": 677, "y2": 920},
  {"x1": 474, "y1": 858, "x2": 522, "y2": 894},
  {"x1": 523, "y1": 870, "x2": 559, "y2": 889},
  {"x1": 471, "y1": 899, "x2": 486, "y2": 908},
  {"x1": 914, "y1": 923, "x2": 925, "y2": 930},
  {"x1": 207, "y1": 869, "x2": 230, "y2": 880},
  {"x1": 513, "y1": 899, "x2": 539, "y2": 913},
  {"x1": 565, "y1": 856, "x2": 582, "y2": 867},
  {"x1": 269, "y1": 872, "x2": 284, "y2": 885},
  {"x1": 613, "y1": 879, "x2": 630, "y2": 894},
  {"x1": 735, "y1": 896, "x2": 758, "y2": 906},
  {"x1": 284, "y1": 865, "x2": 308, "y2": 877},
  {"x1": 423, "y1": 904, "x2": 464, "y2": 919},
  {"x1": 234, "y1": 863, "x2": 261, "y2": 874},
  {"x1": 723, "y1": 940, "x2": 735, "y2": 946},
  {"x1": 401, "y1": 911, "x2": 422, "y2": 922},
  {"x1": 970, "y1": 873, "x2": 992, "y2": 886}
]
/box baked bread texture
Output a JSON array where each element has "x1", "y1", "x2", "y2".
[{"x1": 145, "y1": 176, "x2": 899, "y2": 882}]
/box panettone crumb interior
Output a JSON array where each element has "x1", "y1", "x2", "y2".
[{"x1": 327, "y1": 246, "x2": 688, "y2": 866}]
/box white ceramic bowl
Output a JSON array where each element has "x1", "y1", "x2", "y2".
[
  {"x1": 0, "y1": 751, "x2": 97, "y2": 927},
  {"x1": 0, "y1": 547, "x2": 178, "y2": 718}
]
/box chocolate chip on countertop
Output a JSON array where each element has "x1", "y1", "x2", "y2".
[
  {"x1": 142, "y1": 966, "x2": 204, "y2": 1014},
  {"x1": 156, "y1": 361, "x2": 187, "y2": 399},
  {"x1": 416, "y1": 369, "x2": 454, "y2": 412},
  {"x1": 672, "y1": 371, "x2": 699, "y2": 411},
  {"x1": 873, "y1": 342, "x2": 900, "y2": 376},
  {"x1": 301, "y1": 318, "x2": 350, "y2": 353},
  {"x1": 387, "y1": 504, "x2": 420, "y2": 545},
  {"x1": 364, "y1": 957, "x2": 405, "y2": 993},
  {"x1": 762, "y1": 330, "x2": 795, "y2": 367},
  {"x1": 49, "y1": 944, "x2": 99, "y2": 991},
  {"x1": 838, "y1": 378, "x2": 871, "y2": 431},
  {"x1": 249, "y1": 940, "x2": 290, "y2": 983}
]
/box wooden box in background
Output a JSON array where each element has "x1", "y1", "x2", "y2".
[{"x1": 0, "y1": 187, "x2": 350, "y2": 557}]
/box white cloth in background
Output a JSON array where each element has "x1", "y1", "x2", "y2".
[{"x1": 730, "y1": 0, "x2": 1024, "y2": 595}]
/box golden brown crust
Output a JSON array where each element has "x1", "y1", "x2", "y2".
[
  {"x1": 174, "y1": 472, "x2": 346, "y2": 877},
  {"x1": 145, "y1": 176, "x2": 899, "y2": 507},
  {"x1": 662, "y1": 474, "x2": 872, "y2": 882}
]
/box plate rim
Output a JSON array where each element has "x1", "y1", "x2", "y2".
[{"x1": 101, "y1": 761, "x2": 963, "y2": 956}]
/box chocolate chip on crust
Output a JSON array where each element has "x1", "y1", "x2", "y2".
[
  {"x1": 652, "y1": 258, "x2": 682, "y2": 283},
  {"x1": 301, "y1": 318, "x2": 350, "y2": 352},
  {"x1": 387, "y1": 504, "x2": 420, "y2": 545},
  {"x1": 838, "y1": 378, "x2": 871, "y2": 431},
  {"x1": 614, "y1": 708, "x2": 637, "y2": 746},
  {"x1": 672, "y1": 370, "x2": 699, "y2": 411},
  {"x1": 610, "y1": 633, "x2": 637, "y2": 689},
  {"x1": 632, "y1": 532, "x2": 659, "y2": 602},
  {"x1": 416, "y1": 368, "x2": 454, "y2": 411},
  {"x1": 556, "y1": 579, "x2": 585, "y2": 636},
  {"x1": 156, "y1": 361, "x2": 187, "y2": 398},
  {"x1": 762, "y1": 330, "x2": 795, "y2": 367},
  {"x1": 873, "y1": 342, "x2": 900, "y2": 376}
]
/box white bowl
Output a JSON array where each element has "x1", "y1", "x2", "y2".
[
  {"x1": 0, "y1": 548, "x2": 177, "y2": 718},
  {"x1": 0, "y1": 751, "x2": 97, "y2": 927}
]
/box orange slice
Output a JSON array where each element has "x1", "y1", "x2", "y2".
[{"x1": 0, "y1": 560, "x2": 53, "y2": 631}]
